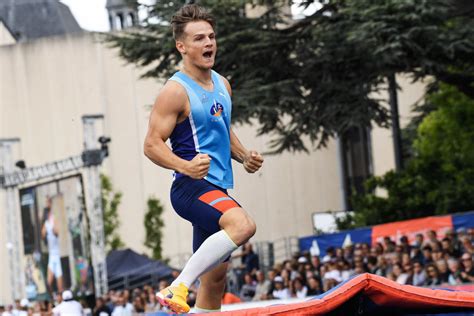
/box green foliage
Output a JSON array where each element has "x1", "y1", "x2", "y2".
[
  {"x1": 144, "y1": 197, "x2": 166, "y2": 260},
  {"x1": 101, "y1": 174, "x2": 125, "y2": 252},
  {"x1": 340, "y1": 84, "x2": 474, "y2": 228},
  {"x1": 106, "y1": 0, "x2": 474, "y2": 153}
]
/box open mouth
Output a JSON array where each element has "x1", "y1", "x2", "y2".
[{"x1": 203, "y1": 51, "x2": 213, "y2": 58}]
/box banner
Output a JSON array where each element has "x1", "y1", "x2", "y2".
[
  {"x1": 371, "y1": 215, "x2": 453, "y2": 245},
  {"x1": 19, "y1": 175, "x2": 92, "y2": 300},
  {"x1": 299, "y1": 227, "x2": 372, "y2": 257},
  {"x1": 299, "y1": 212, "x2": 474, "y2": 257}
]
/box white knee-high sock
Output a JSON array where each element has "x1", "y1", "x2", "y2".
[{"x1": 171, "y1": 230, "x2": 238, "y2": 288}]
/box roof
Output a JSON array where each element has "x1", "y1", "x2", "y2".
[
  {"x1": 0, "y1": 0, "x2": 82, "y2": 42},
  {"x1": 106, "y1": 0, "x2": 137, "y2": 9}
]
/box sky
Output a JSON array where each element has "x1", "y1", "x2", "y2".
[
  {"x1": 59, "y1": 0, "x2": 320, "y2": 32},
  {"x1": 60, "y1": 0, "x2": 110, "y2": 32}
]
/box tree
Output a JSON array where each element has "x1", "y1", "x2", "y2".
[
  {"x1": 101, "y1": 173, "x2": 125, "y2": 252},
  {"x1": 337, "y1": 84, "x2": 474, "y2": 229},
  {"x1": 143, "y1": 197, "x2": 166, "y2": 260},
  {"x1": 107, "y1": 0, "x2": 474, "y2": 153}
]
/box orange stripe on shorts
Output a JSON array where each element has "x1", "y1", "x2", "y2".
[
  {"x1": 212, "y1": 199, "x2": 239, "y2": 213},
  {"x1": 198, "y1": 190, "x2": 228, "y2": 204},
  {"x1": 198, "y1": 190, "x2": 239, "y2": 213}
]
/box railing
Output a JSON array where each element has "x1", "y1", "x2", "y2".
[{"x1": 108, "y1": 273, "x2": 163, "y2": 291}]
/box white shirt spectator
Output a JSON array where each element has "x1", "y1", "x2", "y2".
[
  {"x1": 52, "y1": 301, "x2": 84, "y2": 316},
  {"x1": 396, "y1": 273, "x2": 409, "y2": 285},
  {"x1": 111, "y1": 303, "x2": 133, "y2": 316},
  {"x1": 413, "y1": 270, "x2": 427, "y2": 286},
  {"x1": 295, "y1": 286, "x2": 308, "y2": 299},
  {"x1": 272, "y1": 288, "x2": 291, "y2": 300},
  {"x1": 52, "y1": 291, "x2": 83, "y2": 316},
  {"x1": 324, "y1": 269, "x2": 342, "y2": 283}
]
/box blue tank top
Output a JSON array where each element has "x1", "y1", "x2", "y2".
[{"x1": 169, "y1": 70, "x2": 234, "y2": 189}]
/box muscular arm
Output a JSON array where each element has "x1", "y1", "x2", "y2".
[
  {"x1": 221, "y1": 76, "x2": 264, "y2": 172},
  {"x1": 144, "y1": 81, "x2": 190, "y2": 173},
  {"x1": 144, "y1": 81, "x2": 211, "y2": 179},
  {"x1": 219, "y1": 76, "x2": 249, "y2": 163},
  {"x1": 230, "y1": 129, "x2": 249, "y2": 164}
]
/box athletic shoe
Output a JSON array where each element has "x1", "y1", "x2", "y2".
[{"x1": 156, "y1": 282, "x2": 190, "y2": 313}]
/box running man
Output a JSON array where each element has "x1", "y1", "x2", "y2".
[
  {"x1": 144, "y1": 4, "x2": 263, "y2": 313},
  {"x1": 41, "y1": 198, "x2": 64, "y2": 294}
]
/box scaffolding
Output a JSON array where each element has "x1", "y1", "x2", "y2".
[{"x1": 0, "y1": 115, "x2": 109, "y2": 299}]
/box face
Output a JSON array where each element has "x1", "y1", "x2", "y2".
[
  {"x1": 244, "y1": 274, "x2": 253, "y2": 284},
  {"x1": 462, "y1": 257, "x2": 472, "y2": 268},
  {"x1": 176, "y1": 20, "x2": 216, "y2": 70},
  {"x1": 427, "y1": 266, "x2": 438, "y2": 278},
  {"x1": 413, "y1": 262, "x2": 422, "y2": 273}
]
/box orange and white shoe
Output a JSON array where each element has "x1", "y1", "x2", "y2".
[{"x1": 156, "y1": 282, "x2": 190, "y2": 314}]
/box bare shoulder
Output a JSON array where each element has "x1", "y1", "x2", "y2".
[
  {"x1": 154, "y1": 79, "x2": 188, "y2": 114},
  {"x1": 219, "y1": 75, "x2": 232, "y2": 96}
]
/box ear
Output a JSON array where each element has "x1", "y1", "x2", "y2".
[{"x1": 176, "y1": 40, "x2": 186, "y2": 55}]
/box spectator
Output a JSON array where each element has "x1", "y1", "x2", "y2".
[
  {"x1": 322, "y1": 247, "x2": 335, "y2": 263},
  {"x1": 435, "y1": 259, "x2": 450, "y2": 283},
  {"x1": 132, "y1": 296, "x2": 145, "y2": 314},
  {"x1": 253, "y1": 270, "x2": 271, "y2": 301},
  {"x1": 447, "y1": 258, "x2": 462, "y2": 285},
  {"x1": 424, "y1": 264, "x2": 442, "y2": 286},
  {"x1": 461, "y1": 236, "x2": 474, "y2": 255},
  {"x1": 239, "y1": 273, "x2": 256, "y2": 302},
  {"x1": 413, "y1": 234, "x2": 424, "y2": 250},
  {"x1": 392, "y1": 263, "x2": 409, "y2": 284},
  {"x1": 306, "y1": 277, "x2": 322, "y2": 296},
  {"x1": 52, "y1": 290, "x2": 83, "y2": 316},
  {"x1": 427, "y1": 230, "x2": 438, "y2": 248},
  {"x1": 323, "y1": 260, "x2": 342, "y2": 284},
  {"x1": 412, "y1": 261, "x2": 426, "y2": 286},
  {"x1": 2, "y1": 304, "x2": 13, "y2": 316},
  {"x1": 93, "y1": 297, "x2": 111, "y2": 316},
  {"x1": 340, "y1": 260, "x2": 353, "y2": 281},
  {"x1": 272, "y1": 276, "x2": 290, "y2": 300},
  {"x1": 111, "y1": 292, "x2": 132, "y2": 316},
  {"x1": 241, "y1": 243, "x2": 260, "y2": 274},
  {"x1": 460, "y1": 253, "x2": 474, "y2": 283},
  {"x1": 291, "y1": 278, "x2": 308, "y2": 299},
  {"x1": 421, "y1": 246, "x2": 433, "y2": 265},
  {"x1": 18, "y1": 299, "x2": 29, "y2": 316},
  {"x1": 145, "y1": 291, "x2": 159, "y2": 313}
]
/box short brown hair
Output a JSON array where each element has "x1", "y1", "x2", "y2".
[{"x1": 171, "y1": 4, "x2": 215, "y2": 40}]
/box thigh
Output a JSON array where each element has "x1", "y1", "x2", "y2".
[{"x1": 171, "y1": 177, "x2": 240, "y2": 233}]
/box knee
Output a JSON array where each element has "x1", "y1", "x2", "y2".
[
  {"x1": 220, "y1": 209, "x2": 257, "y2": 245},
  {"x1": 234, "y1": 217, "x2": 256, "y2": 245},
  {"x1": 245, "y1": 218, "x2": 257, "y2": 239}
]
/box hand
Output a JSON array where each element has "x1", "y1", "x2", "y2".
[
  {"x1": 184, "y1": 153, "x2": 211, "y2": 179},
  {"x1": 243, "y1": 150, "x2": 264, "y2": 173}
]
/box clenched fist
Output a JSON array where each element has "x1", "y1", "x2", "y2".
[
  {"x1": 184, "y1": 153, "x2": 212, "y2": 179},
  {"x1": 243, "y1": 150, "x2": 264, "y2": 173}
]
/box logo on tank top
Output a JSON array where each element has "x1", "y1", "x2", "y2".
[{"x1": 210, "y1": 100, "x2": 224, "y2": 118}]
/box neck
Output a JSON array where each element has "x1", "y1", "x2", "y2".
[{"x1": 182, "y1": 61, "x2": 212, "y2": 85}]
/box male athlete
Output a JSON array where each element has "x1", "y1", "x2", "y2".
[
  {"x1": 143, "y1": 4, "x2": 264, "y2": 314},
  {"x1": 41, "y1": 198, "x2": 64, "y2": 294}
]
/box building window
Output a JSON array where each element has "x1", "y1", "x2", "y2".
[{"x1": 341, "y1": 126, "x2": 373, "y2": 207}]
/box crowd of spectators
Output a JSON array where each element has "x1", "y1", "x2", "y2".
[
  {"x1": 2, "y1": 227, "x2": 474, "y2": 315},
  {"x1": 227, "y1": 227, "x2": 474, "y2": 304}
]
